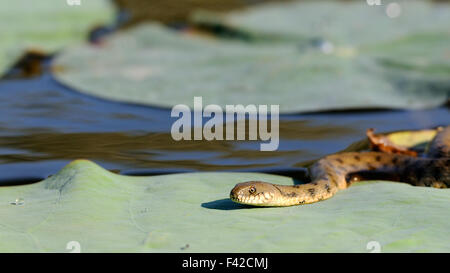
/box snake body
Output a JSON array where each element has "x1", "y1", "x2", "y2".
[{"x1": 230, "y1": 126, "x2": 450, "y2": 207}]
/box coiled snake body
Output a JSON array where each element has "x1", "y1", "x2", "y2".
[{"x1": 230, "y1": 126, "x2": 450, "y2": 207}]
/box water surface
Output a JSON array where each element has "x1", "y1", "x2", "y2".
[{"x1": 0, "y1": 71, "x2": 448, "y2": 184}]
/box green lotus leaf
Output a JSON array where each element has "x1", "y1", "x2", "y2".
[
  {"x1": 192, "y1": 0, "x2": 449, "y2": 47},
  {"x1": 53, "y1": 1, "x2": 450, "y2": 113},
  {"x1": 0, "y1": 0, "x2": 114, "y2": 75},
  {"x1": 385, "y1": 128, "x2": 438, "y2": 151},
  {"x1": 0, "y1": 156, "x2": 448, "y2": 252}
]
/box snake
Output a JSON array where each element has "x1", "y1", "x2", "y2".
[{"x1": 230, "y1": 126, "x2": 450, "y2": 207}]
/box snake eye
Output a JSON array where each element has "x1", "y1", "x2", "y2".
[{"x1": 249, "y1": 186, "x2": 256, "y2": 194}]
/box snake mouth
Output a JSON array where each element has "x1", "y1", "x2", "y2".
[{"x1": 229, "y1": 191, "x2": 275, "y2": 206}]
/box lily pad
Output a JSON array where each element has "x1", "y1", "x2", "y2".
[
  {"x1": 385, "y1": 128, "x2": 438, "y2": 151},
  {"x1": 0, "y1": 0, "x2": 114, "y2": 75},
  {"x1": 192, "y1": 0, "x2": 450, "y2": 46},
  {"x1": 0, "y1": 157, "x2": 448, "y2": 252},
  {"x1": 53, "y1": 1, "x2": 450, "y2": 113}
]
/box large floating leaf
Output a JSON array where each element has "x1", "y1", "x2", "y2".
[
  {"x1": 0, "y1": 157, "x2": 449, "y2": 252},
  {"x1": 53, "y1": 1, "x2": 450, "y2": 113},
  {"x1": 0, "y1": 0, "x2": 114, "y2": 75},
  {"x1": 192, "y1": 0, "x2": 449, "y2": 46}
]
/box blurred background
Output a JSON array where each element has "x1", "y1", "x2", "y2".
[{"x1": 0, "y1": 0, "x2": 448, "y2": 184}]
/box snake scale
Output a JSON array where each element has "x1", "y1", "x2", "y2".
[{"x1": 230, "y1": 126, "x2": 450, "y2": 207}]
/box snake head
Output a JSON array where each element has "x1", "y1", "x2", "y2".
[{"x1": 230, "y1": 181, "x2": 278, "y2": 206}]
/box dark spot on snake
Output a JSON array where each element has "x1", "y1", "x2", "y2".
[
  {"x1": 416, "y1": 167, "x2": 425, "y2": 181},
  {"x1": 432, "y1": 166, "x2": 442, "y2": 181},
  {"x1": 354, "y1": 155, "x2": 361, "y2": 161},
  {"x1": 392, "y1": 157, "x2": 398, "y2": 164},
  {"x1": 336, "y1": 158, "x2": 344, "y2": 164},
  {"x1": 324, "y1": 184, "x2": 331, "y2": 193},
  {"x1": 286, "y1": 192, "x2": 297, "y2": 197},
  {"x1": 375, "y1": 155, "x2": 381, "y2": 162},
  {"x1": 308, "y1": 188, "x2": 315, "y2": 196}
]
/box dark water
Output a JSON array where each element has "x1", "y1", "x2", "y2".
[{"x1": 0, "y1": 70, "x2": 448, "y2": 185}]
